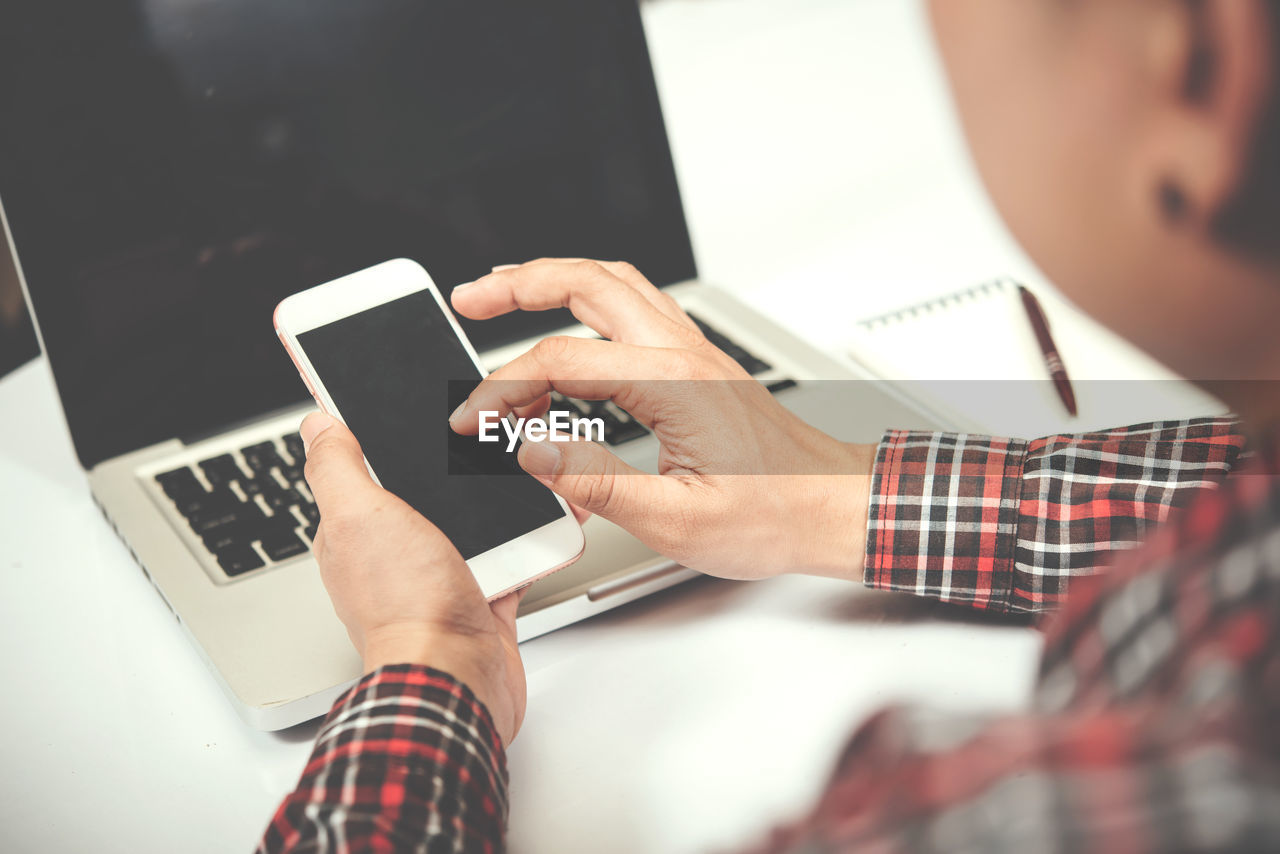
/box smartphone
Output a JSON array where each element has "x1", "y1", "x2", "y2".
[{"x1": 274, "y1": 258, "x2": 584, "y2": 599}]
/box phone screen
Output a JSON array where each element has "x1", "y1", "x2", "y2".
[{"x1": 296, "y1": 288, "x2": 565, "y2": 559}]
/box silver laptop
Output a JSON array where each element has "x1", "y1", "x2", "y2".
[{"x1": 0, "y1": 0, "x2": 938, "y2": 729}]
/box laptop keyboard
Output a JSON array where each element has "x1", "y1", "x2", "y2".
[
  {"x1": 153, "y1": 315, "x2": 792, "y2": 579},
  {"x1": 155, "y1": 433, "x2": 316, "y2": 577},
  {"x1": 690, "y1": 314, "x2": 773, "y2": 376}
]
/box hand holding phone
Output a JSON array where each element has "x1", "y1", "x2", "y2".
[
  {"x1": 297, "y1": 410, "x2": 527, "y2": 745},
  {"x1": 274, "y1": 258, "x2": 584, "y2": 600}
]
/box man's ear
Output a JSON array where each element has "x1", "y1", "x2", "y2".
[{"x1": 1140, "y1": 0, "x2": 1275, "y2": 230}]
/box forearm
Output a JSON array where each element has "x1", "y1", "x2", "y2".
[
  {"x1": 863, "y1": 416, "x2": 1245, "y2": 615},
  {"x1": 257, "y1": 665, "x2": 508, "y2": 854}
]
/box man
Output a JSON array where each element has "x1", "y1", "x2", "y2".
[{"x1": 259, "y1": 0, "x2": 1280, "y2": 850}]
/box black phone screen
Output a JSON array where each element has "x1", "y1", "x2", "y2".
[{"x1": 296, "y1": 288, "x2": 565, "y2": 559}]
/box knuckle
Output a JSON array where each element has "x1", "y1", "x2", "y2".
[
  {"x1": 534, "y1": 334, "x2": 576, "y2": 363},
  {"x1": 302, "y1": 452, "x2": 326, "y2": 486},
  {"x1": 578, "y1": 261, "x2": 618, "y2": 291},
  {"x1": 307, "y1": 431, "x2": 348, "y2": 458},
  {"x1": 692, "y1": 340, "x2": 744, "y2": 375},
  {"x1": 673, "y1": 318, "x2": 706, "y2": 346},
  {"x1": 302, "y1": 434, "x2": 346, "y2": 477},
  {"x1": 571, "y1": 471, "x2": 619, "y2": 514}
]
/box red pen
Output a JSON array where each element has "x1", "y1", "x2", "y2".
[{"x1": 1018, "y1": 284, "x2": 1077, "y2": 417}]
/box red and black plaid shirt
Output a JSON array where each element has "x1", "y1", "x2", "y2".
[{"x1": 260, "y1": 415, "x2": 1280, "y2": 853}]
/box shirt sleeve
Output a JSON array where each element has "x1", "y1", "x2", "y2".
[
  {"x1": 754, "y1": 454, "x2": 1280, "y2": 854},
  {"x1": 864, "y1": 416, "x2": 1244, "y2": 614},
  {"x1": 255, "y1": 664, "x2": 508, "y2": 854},
  {"x1": 747, "y1": 698, "x2": 1280, "y2": 854}
]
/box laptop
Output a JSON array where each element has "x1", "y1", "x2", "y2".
[{"x1": 0, "y1": 0, "x2": 939, "y2": 729}]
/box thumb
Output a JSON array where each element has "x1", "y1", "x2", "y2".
[
  {"x1": 300, "y1": 412, "x2": 380, "y2": 514},
  {"x1": 516, "y1": 438, "x2": 680, "y2": 534},
  {"x1": 489, "y1": 586, "x2": 528, "y2": 636}
]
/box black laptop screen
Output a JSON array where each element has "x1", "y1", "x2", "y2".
[{"x1": 0, "y1": 0, "x2": 696, "y2": 469}]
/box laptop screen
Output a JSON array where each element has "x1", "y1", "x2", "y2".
[{"x1": 0, "y1": 0, "x2": 696, "y2": 469}]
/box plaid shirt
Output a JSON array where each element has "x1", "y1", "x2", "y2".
[
  {"x1": 866, "y1": 417, "x2": 1246, "y2": 615},
  {"x1": 260, "y1": 416, "x2": 1280, "y2": 853}
]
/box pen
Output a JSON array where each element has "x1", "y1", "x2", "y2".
[{"x1": 1017, "y1": 284, "x2": 1078, "y2": 417}]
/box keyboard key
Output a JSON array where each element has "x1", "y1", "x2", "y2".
[
  {"x1": 545, "y1": 394, "x2": 650, "y2": 446},
  {"x1": 158, "y1": 444, "x2": 318, "y2": 578},
  {"x1": 716, "y1": 342, "x2": 752, "y2": 362},
  {"x1": 241, "y1": 441, "x2": 284, "y2": 473},
  {"x1": 199, "y1": 454, "x2": 245, "y2": 488},
  {"x1": 599, "y1": 402, "x2": 649, "y2": 445},
  {"x1": 201, "y1": 527, "x2": 243, "y2": 553},
  {"x1": 190, "y1": 502, "x2": 264, "y2": 536},
  {"x1": 155, "y1": 467, "x2": 203, "y2": 500},
  {"x1": 283, "y1": 433, "x2": 306, "y2": 464},
  {"x1": 550, "y1": 391, "x2": 592, "y2": 418},
  {"x1": 173, "y1": 485, "x2": 237, "y2": 520},
  {"x1": 214, "y1": 544, "x2": 265, "y2": 577},
  {"x1": 259, "y1": 526, "x2": 308, "y2": 562},
  {"x1": 264, "y1": 484, "x2": 302, "y2": 511},
  {"x1": 766, "y1": 378, "x2": 798, "y2": 394},
  {"x1": 690, "y1": 315, "x2": 734, "y2": 348},
  {"x1": 688, "y1": 314, "x2": 772, "y2": 376},
  {"x1": 188, "y1": 508, "x2": 240, "y2": 536},
  {"x1": 603, "y1": 418, "x2": 649, "y2": 445}
]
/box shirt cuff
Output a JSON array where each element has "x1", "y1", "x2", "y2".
[
  {"x1": 864, "y1": 430, "x2": 1027, "y2": 613},
  {"x1": 316, "y1": 663, "x2": 509, "y2": 820}
]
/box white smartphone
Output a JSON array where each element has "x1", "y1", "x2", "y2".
[{"x1": 274, "y1": 258, "x2": 584, "y2": 600}]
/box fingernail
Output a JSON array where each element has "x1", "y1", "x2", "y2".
[
  {"x1": 519, "y1": 438, "x2": 562, "y2": 477},
  {"x1": 449, "y1": 400, "x2": 469, "y2": 429},
  {"x1": 452, "y1": 281, "x2": 475, "y2": 297},
  {"x1": 300, "y1": 412, "x2": 336, "y2": 453},
  {"x1": 491, "y1": 264, "x2": 520, "y2": 272}
]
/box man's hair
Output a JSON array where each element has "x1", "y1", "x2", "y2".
[{"x1": 1213, "y1": 0, "x2": 1280, "y2": 259}]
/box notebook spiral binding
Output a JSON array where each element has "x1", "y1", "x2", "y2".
[{"x1": 857, "y1": 277, "x2": 1013, "y2": 330}]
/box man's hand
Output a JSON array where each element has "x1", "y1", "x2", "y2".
[
  {"x1": 450, "y1": 258, "x2": 875, "y2": 582},
  {"x1": 300, "y1": 412, "x2": 526, "y2": 746}
]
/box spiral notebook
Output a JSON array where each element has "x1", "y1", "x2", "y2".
[{"x1": 844, "y1": 278, "x2": 1227, "y2": 437}]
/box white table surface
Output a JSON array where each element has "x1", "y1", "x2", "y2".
[{"x1": 0, "y1": 2, "x2": 1047, "y2": 852}]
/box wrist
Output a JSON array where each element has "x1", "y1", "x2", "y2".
[
  {"x1": 787, "y1": 441, "x2": 875, "y2": 580},
  {"x1": 361, "y1": 622, "x2": 519, "y2": 746},
  {"x1": 362, "y1": 624, "x2": 499, "y2": 692}
]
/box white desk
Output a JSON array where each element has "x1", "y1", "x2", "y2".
[{"x1": 0, "y1": 2, "x2": 1045, "y2": 851}]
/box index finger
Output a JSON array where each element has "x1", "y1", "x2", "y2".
[
  {"x1": 450, "y1": 260, "x2": 696, "y2": 347},
  {"x1": 508, "y1": 258, "x2": 699, "y2": 332},
  {"x1": 450, "y1": 336, "x2": 686, "y2": 432}
]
